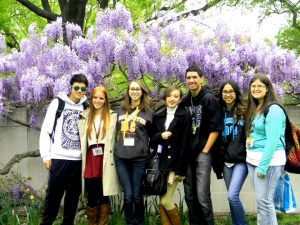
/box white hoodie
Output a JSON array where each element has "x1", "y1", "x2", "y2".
[{"x1": 39, "y1": 92, "x2": 87, "y2": 162}]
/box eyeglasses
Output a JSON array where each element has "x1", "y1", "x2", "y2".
[
  {"x1": 251, "y1": 84, "x2": 266, "y2": 89},
  {"x1": 73, "y1": 86, "x2": 87, "y2": 92},
  {"x1": 222, "y1": 90, "x2": 235, "y2": 95},
  {"x1": 129, "y1": 87, "x2": 141, "y2": 91}
]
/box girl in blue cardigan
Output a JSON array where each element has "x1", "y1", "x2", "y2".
[{"x1": 245, "y1": 74, "x2": 286, "y2": 225}]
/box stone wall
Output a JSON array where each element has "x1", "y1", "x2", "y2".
[{"x1": 0, "y1": 105, "x2": 299, "y2": 213}]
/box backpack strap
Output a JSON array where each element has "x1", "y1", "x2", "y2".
[
  {"x1": 82, "y1": 100, "x2": 88, "y2": 110},
  {"x1": 263, "y1": 102, "x2": 288, "y2": 148},
  {"x1": 263, "y1": 102, "x2": 286, "y2": 118},
  {"x1": 49, "y1": 97, "x2": 65, "y2": 143}
]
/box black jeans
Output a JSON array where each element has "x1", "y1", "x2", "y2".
[
  {"x1": 40, "y1": 159, "x2": 81, "y2": 225},
  {"x1": 85, "y1": 177, "x2": 109, "y2": 208}
]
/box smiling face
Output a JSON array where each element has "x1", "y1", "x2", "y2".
[
  {"x1": 222, "y1": 84, "x2": 236, "y2": 108},
  {"x1": 92, "y1": 91, "x2": 106, "y2": 110},
  {"x1": 165, "y1": 89, "x2": 181, "y2": 108},
  {"x1": 128, "y1": 81, "x2": 142, "y2": 103},
  {"x1": 250, "y1": 79, "x2": 268, "y2": 102},
  {"x1": 185, "y1": 71, "x2": 203, "y2": 95},
  {"x1": 69, "y1": 82, "x2": 87, "y2": 103}
]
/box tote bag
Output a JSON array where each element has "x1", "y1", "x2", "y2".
[{"x1": 274, "y1": 172, "x2": 297, "y2": 213}]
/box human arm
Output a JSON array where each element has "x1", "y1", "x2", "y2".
[
  {"x1": 202, "y1": 131, "x2": 219, "y2": 153},
  {"x1": 256, "y1": 105, "x2": 286, "y2": 175},
  {"x1": 39, "y1": 99, "x2": 59, "y2": 167}
]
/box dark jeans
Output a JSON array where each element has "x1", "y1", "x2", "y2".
[
  {"x1": 184, "y1": 152, "x2": 214, "y2": 225},
  {"x1": 115, "y1": 158, "x2": 146, "y2": 225},
  {"x1": 85, "y1": 178, "x2": 109, "y2": 208},
  {"x1": 40, "y1": 159, "x2": 81, "y2": 225}
]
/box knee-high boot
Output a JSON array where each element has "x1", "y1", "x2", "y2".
[
  {"x1": 159, "y1": 204, "x2": 172, "y2": 225},
  {"x1": 167, "y1": 206, "x2": 182, "y2": 225},
  {"x1": 98, "y1": 203, "x2": 110, "y2": 225},
  {"x1": 86, "y1": 206, "x2": 99, "y2": 225}
]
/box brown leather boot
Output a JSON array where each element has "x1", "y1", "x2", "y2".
[
  {"x1": 86, "y1": 206, "x2": 99, "y2": 225},
  {"x1": 159, "y1": 204, "x2": 172, "y2": 225},
  {"x1": 98, "y1": 203, "x2": 110, "y2": 225},
  {"x1": 167, "y1": 206, "x2": 182, "y2": 225}
]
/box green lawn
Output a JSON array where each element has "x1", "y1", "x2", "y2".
[{"x1": 54, "y1": 212, "x2": 300, "y2": 225}]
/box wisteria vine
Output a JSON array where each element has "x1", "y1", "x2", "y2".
[{"x1": 0, "y1": 3, "x2": 299, "y2": 114}]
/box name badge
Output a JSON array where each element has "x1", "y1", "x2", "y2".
[
  {"x1": 124, "y1": 137, "x2": 135, "y2": 146},
  {"x1": 92, "y1": 146, "x2": 103, "y2": 156},
  {"x1": 157, "y1": 145, "x2": 163, "y2": 153},
  {"x1": 246, "y1": 136, "x2": 254, "y2": 148}
]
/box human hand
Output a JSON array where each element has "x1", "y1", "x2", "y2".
[
  {"x1": 161, "y1": 131, "x2": 172, "y2": 140},
  {"x1": 168, "y1": 171, "x2": 175, "y2": 185},
  {"x1": 175, "y1": 175, "x2": 185, "y2": 181},
  {"x1": 257, "y1": 172, "x2": 265, "y2": 178},
  {"x1": 43, "y1": 160, "x2": 52, "y2": 170}
]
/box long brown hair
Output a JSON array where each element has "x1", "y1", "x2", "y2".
[
  {"x1": 245, "y1": 74, "x2": 284, "y2": 136},
  {"x1": 122, "y1": 79, "x2": 151, "y2": 112},
  {"x1": 87, "y1": 86, "x2": 111, "y2": 140}
]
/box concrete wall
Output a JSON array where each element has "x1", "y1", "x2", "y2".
[{"x1": 0, "y1": 106, "x2": 299, "y2": 213}]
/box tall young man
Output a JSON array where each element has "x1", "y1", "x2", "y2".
[
  {"x1": 39, "y1": 74, "x2": 88, "y2": 225},
  {"x1": 180, "y1": 64, "x2": 223, "y2": 225}
]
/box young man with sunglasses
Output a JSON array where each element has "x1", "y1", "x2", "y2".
[{"x1": 39, "y1": 74, "x2": 88, "y2": 225}]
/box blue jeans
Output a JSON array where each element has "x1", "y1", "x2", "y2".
[
  {"x1": 184, "y1": 152, "x2": 214, "y2": 225},
  {"x1": 247, "y1": 163, "x2": 283, "y2": 225},
  {"x1": 115, "y1": 158, "x2": 146, "y2": 225},
  {"x1": 223, "y1": 163, "x2": 248, "y2": 225}
]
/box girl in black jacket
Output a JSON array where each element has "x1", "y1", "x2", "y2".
[
  {"x1": 218, "y1": 81, "x2": 248, "y2": 225},
  {"x1": 150, "y1": 86, "x2": 191, "y2": 225}
]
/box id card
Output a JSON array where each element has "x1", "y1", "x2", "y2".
[
  {"x1": 157, "y1": 144, "x2": 163, "y2": 153},
  {"x1": 246, "y1": 136, "x2": 254, "y2": 148},
  {"x1": 192, "y1": 123, "x2": 196, "y2": 134},
  {"x1": 124, "y1": 137, "x2": 135, "y2": 146},
  {"x1": 92, "y1": 146, "x2": 103, "y2": 156}
]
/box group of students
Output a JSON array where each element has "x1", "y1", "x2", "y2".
[{"x1": 38, "y1": 63, "x2": 287, "y2": 225}]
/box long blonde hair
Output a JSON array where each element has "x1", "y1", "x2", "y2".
[{"x1": 87, "y1": 86, "x2": 111, "y2": 140}]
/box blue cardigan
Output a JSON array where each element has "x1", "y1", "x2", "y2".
[{"x1": 247, "y1": 104, "x2": 286, "y2": 174}]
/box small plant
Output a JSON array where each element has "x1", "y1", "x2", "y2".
[{"x1": 0, "y1": 173, "x2": 42, "y2": 225}]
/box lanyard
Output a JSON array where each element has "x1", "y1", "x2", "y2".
[
  {"x1": 93, "y1": 120, "x2": 101, "y2": 145},
  {"x1": 121, "y1": 107, "x2": 140, "y2": 139}
]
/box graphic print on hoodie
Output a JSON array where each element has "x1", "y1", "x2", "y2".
[{"x1": 61, "y1": 109, "x2": 81, "y2": 150}]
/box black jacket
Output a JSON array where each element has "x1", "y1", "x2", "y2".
[
  {"x1": 180, "y1": 85, "x2": 223, "y2": 158},
  {"x1": 150, "y1": 107, "x2": 192, "y2": 176},
  {"x1": 221, "y1": 109, "x2": 246, "y2": 163}
]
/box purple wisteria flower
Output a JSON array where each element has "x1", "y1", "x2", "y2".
[
  {"x1": 66, "y1": 22, "x2": 83, "y2": 44},
  {"x1": 43, "y1": 17, "x2": 63, "y2": 41},
  {"x1": 0, "y1": 3, "x2": 299, "y2": 113}
]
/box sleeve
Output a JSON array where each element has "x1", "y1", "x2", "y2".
[
  {"x1": 203, "y1": 94, "x2": 223, "y2": 132},
  {"x1": 174, "y1": 112, "x2": 192, "y2": 176},
  {"x1": 256, "y1": 105, "x2": 286, "y2": 175},
  {"x1": 149, "y1": 115, "x2": 163, "y2": 148},
  {"x1": 39, "y1": 99, "x2": 59, "y2": 162}
]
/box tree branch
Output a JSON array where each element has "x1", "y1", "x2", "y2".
[
  {"x1": 16, "y1": 0, "x2": 58, "y2": 21},
  {"x1": 0, "y1": 150, "x2": 40, "y2": 175},
  {"x1": 3, "y1": 115, "x2": 41, "y2": 131}
]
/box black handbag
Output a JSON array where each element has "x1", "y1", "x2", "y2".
[{"x1": 142, "y1": 154, "x2": 167, "y2": 196}]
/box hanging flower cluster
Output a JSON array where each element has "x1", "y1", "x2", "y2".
[{"x1": 0, "y1": 3, "x2": 299, "y2": 113}]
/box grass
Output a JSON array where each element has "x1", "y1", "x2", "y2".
[{"x1": 53, "y1": 212, "x2": 300, "y2": 225}]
